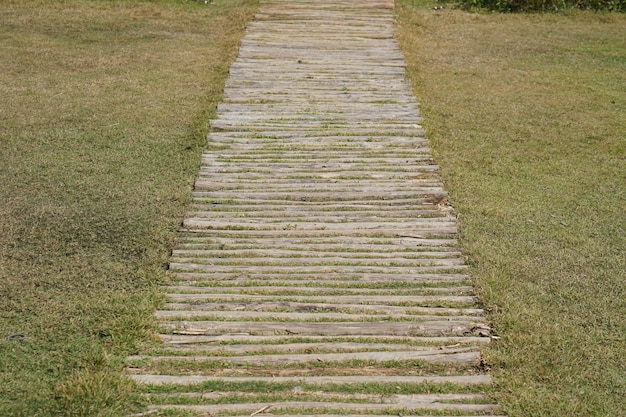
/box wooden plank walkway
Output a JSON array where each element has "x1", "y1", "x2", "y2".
[{"x1": 127, "y1": 0, "x2": 500, "y2": 416}]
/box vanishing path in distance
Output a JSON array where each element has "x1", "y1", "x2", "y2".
[{"x1": 128, "y1": 1, "x2": 501, "y2": 416}]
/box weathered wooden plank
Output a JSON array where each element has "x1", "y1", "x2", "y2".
[
  {"x1": 129, "y1": 374, "x2": 491, "y2": 386},
  {"x1": 168, "y1": 263, "x2": 468, "y2": 274},
  {"x1": 201, "y1": 156, "x2": 437, "y2": 165},
  {"x1": 176, "y1": 230, "x2": 460, "y2": 240},
  {"x1": 207, "y1": 127, "x2": 427, "y2": 137},
  {"x1": 129, "y1": 347, "x2": 481, "y2": 365},
  {"x1": 164, "y1": 292, "x2": 476, "y2": 304},
  {"x1": 157, "y1": 334, "x2": 491, "y2": 345},
  {"x1": 145, "y1": 341, "x2": 474, "y2": 354},
  {"x1": 162, "y1": 302, "x2": 483, "y2": 317},
  {"x1": 206, "y1": 136, "x2": 427, "y2": 144},
  {"x1": 171, "y1": 249, "x2": 462, "y2": 259},
  {"x1": 143, "y1": 413, "x2": 505, "y2": 417},
  {"x1": 182, "y1": 211, "x2": 448, "y2": 222},
  {"x1": 174, "y1": 237, "x2": 459, "y2": 249},
  {"x1": 192, "y1": 184, "x2": 445, "y2": 195},
  {"x1": 164, "y1": 284, "x2": 472, "y2": 294},
  {"x1": 147, "y1": 400, "x2": 496, "y2": 414},
  {"x1": 159, "y1": 320, "x2": 490, "y2": 337},
  {"x1": 169, "y1": 257, "x2": 465, "y2": 268},
  {"x1": 196, "y1": 163, "x2": 437, "y2": 172},
  {"x1": 155, "y1": 310, "x2": 481, "y2": 323},
  {"x1": 182, "y1": 218, "x2": 455, "y2": 230},
  {"x1": 168, "y1": 277, "x2": 469, "y2": 288},
  {"x1": 148, "y1": 393, "x2": 488, "y2": 408},
  {"x1": 169, "y1": 271, "x2": 468, "y2": 283},
  {"x1": 194, "y1": 171, "x2": 437, "y2": 180}
]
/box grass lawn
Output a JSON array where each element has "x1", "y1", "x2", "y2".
[
  {"x1": 396, "y1": 1, "x2": 626, "y2": 416},
  {"x1": 1, "y1": 0, "x2": 624, "y2": 416},
  {"x1": 0, "y1": 0, "x2": 257, "y2": 415}
]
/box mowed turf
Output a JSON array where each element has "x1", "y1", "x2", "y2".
[
  {"x1": 0, "y1": 1, "x2": 257, "y2": 415},
  {"x1": 396, "y1": 1, "x2": 625, "y2": 416},
  {"x1": 1, "y1": 0, "x2": 624, "y2": 416}
]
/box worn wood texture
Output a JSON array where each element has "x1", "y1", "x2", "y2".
[{"x1": 128, "y1": 0, "x2": 498, "y2": 415}]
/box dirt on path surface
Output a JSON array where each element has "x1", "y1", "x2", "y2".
[{"x1": 128, "y1": 1, "x2": 500, "y2": 415}]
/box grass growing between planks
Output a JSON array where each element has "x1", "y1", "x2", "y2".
[
  {"x1": 396, "y1": 2, "x2": 626, "y2": 416},
  {"x1": 0, "y1": 0, "x2": 257, "y2": 415}
]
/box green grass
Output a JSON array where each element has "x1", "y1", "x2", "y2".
[
  {"x1": 0, "y1": 0, "x2": 257, "y2": 415},
  {"x1": 395, "y1": 1, "x2": 626, "y2": 416},
  {"x1": 3, "y1": 1, "x2": 624, "y2": 416},
  {"x1": 456, "y1": 0, "x2": 626, "y2": 12}
]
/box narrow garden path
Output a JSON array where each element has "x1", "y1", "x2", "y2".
[{"x1": 128, "y1": 0, "x2": 500, "y2": 415}]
